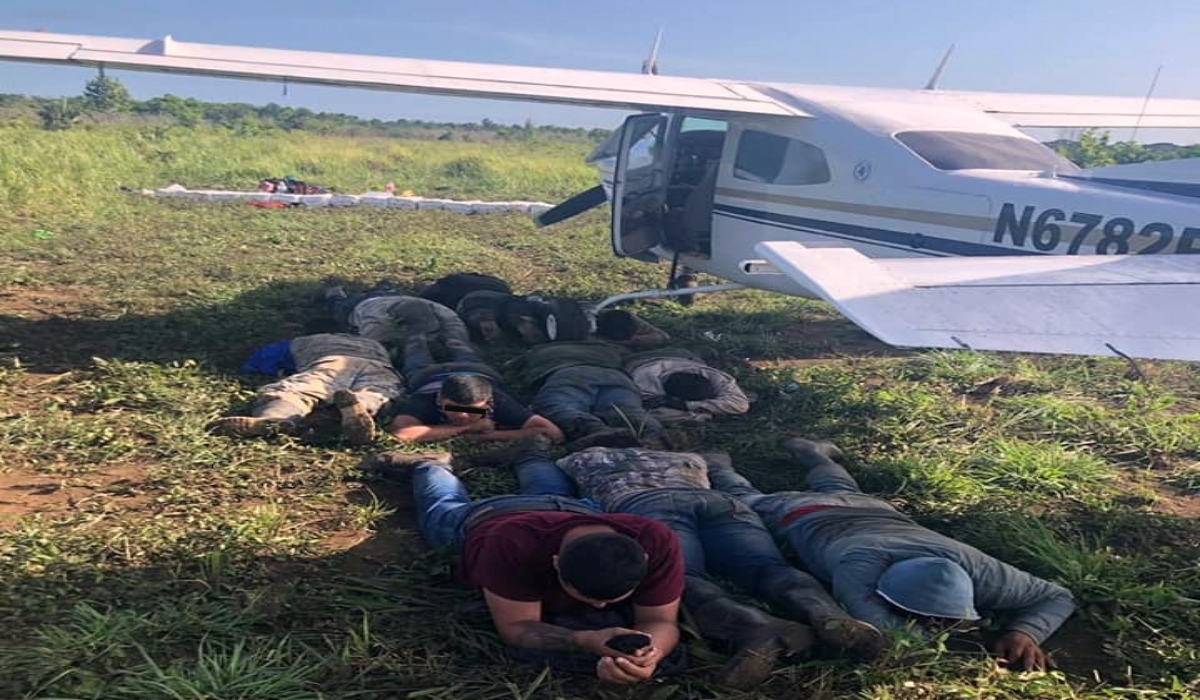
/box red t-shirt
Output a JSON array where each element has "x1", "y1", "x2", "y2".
[{"x1": 459, "y1": 512, "x2": 684, "y2": 614}]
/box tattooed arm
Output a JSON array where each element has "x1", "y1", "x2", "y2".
[{"x1": 482, "y1": 590, "x2": 644, "y2": 658}]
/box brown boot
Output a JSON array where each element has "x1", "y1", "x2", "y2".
[
  {"x1": 763, "y1": 575, "x2": 888, "y2": 661},
  {"x1": 685, "y1": 577, "x2": 815, "y2": 690},
  {"x1": 460, "y1": 433, "x2": 556, "y2": 470},
  {"x1": 781, "y1": 437, "x2": 844, "y2": 466},
  {"x1": 358, "y1": 450, "x2": 453, "y2": 480},
  {"x1": 811, "y1": 617, "x2": 886, "y2": 661},
  {"x1": 333, "y1": 390, "x2": 376, "y2": 445},
  {"x1": 205, "y1": 416, "x2": 297, "y2": 438},
  {"x1": 718, "y1": 619, "x2": 814, "y2": 689}
]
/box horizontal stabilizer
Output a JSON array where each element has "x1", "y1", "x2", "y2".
[
  {"x1": 756, "y1": 241, "x2": 1200, "y2": 361},
  {"x1": 0, "y1": 30, "x2": 806, "y2": 117}
]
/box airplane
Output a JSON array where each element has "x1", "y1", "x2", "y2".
[{"x1": 3, "y1": 29, "x2": 1200, "y2": 361}]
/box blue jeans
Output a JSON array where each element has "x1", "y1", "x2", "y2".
[
  {"x1": 613, "y1": 489, "x2": 814, "y2": 602},
  {"x1": 414, "y1": 458, "x2": 596, "y2": 549},
  {"x1": 513, "y1": 453, "x2": 579, "y2": 498},
  {"x1": 402, "y1": 332, "x2": 481, "y2": 378},
  {"x1": 707, "y1": 451, "x2": 885, "y2": 531},
  {"x1": 533, "y1": 366, "x2": 662, "y2": 439}
]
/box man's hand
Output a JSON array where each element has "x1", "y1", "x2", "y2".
[
  {"x1": 644, "y1": 395, "x2": 688, "y2": 410},
  {"x1": 992, "y1": 630, "x2": 1052, "y2": 671},
  {"x1": 594, "y1": 637, "x2": 661, "y2": 684},
  {"x1": 643, "y1": 395, "x2": 671, "y2": 409},
  {"x1": 459, "y1": 418, "x2": 496, "y2": 435},
  {"x1": 596, "y1": 653, "x2": 658, "y2": 684}
]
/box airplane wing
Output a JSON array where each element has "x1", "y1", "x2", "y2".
[
  {"x1": 932, "y1": 89, "x2": 1200, "y2": 129},
  {"x1": 0, "y1": 30, "x2": 807, "y2": 117},
  {"x1": 756, "y1": 241, "x2": 1200, "y2": 361}
]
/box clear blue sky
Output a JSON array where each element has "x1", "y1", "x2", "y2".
[{"x1": 3, "y1": 0, "x2": 1199, "y2": 141}]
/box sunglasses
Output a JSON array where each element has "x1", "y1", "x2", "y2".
[{"x1": 438, "y1": 403, "x2": 489, "y2": 416}]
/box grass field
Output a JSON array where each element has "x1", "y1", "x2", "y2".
[{"x1": 1, "y1": 125, "x2": 1198, "y2": 700}]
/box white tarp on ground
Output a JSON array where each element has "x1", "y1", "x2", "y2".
[{"x1": 145, "y1": 184, "x2": 555, "y2": 214}]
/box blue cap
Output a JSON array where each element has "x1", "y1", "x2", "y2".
[{"x1": 876, "y1": 557, "x2": 981, "y2": 620}]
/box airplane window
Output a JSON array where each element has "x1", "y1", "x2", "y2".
[
  {"x1": 733, "y1": 130, "x2": 831, "y2": 185},
  {"x1": 895, "y1": 131, "x2": 1080, "y2": 172}
]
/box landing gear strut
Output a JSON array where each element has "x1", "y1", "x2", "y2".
[{"x1": 667, "y1": 252, "x2": 699, "y2": 306}]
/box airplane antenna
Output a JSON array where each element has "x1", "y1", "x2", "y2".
[
  {"x1": 923, "y1": 43, "x2": 955, "y2": 90},
  {"x1": 1131, "y1": 64, "x2": 1162, "y2": 142},
  {"x1": 641, "y1": 28, "x2": 663, "y2": 75}
]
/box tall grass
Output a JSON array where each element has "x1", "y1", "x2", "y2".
[
  {"x1": 1, "y1": 125, "x2": 1198, "y2": 700},
  {"x1": 0, "y1": 122, "x2": 597, "y2": 219}
]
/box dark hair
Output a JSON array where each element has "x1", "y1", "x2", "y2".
[
  {"x1": 595, "y1": 309, "x2": 638, "y2": 341},
  {"x1": 420, "y1": 272, "x2": 511, "y2": 309},
  {"x1": 663, "y1": 371, "x2": 718, "y2": 400},
  {"x1": 439, "y1": 374, "x2": 494, "y2": 404},
  {"x1": 303, "y1": 317, "x2": 343, "y2": 335},
  {"x1": 558, "y1": 532, "x2": 647, "y2": 600}
]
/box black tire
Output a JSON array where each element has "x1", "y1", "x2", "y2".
[{"x1": 543, "y1": 298, "x2": 591, "y2": 341}]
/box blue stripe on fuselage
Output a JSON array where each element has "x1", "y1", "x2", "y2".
[{"x1": 714, "y1": 203, "x2": 1041, "y2": 257}]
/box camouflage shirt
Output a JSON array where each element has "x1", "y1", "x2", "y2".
[{"x1": 556, "y1": 447, "x2": 711, "y2": 510}]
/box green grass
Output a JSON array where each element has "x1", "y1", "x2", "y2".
[{"x1": 1, "y1": 125, "x2": 1199, "y2": 700}]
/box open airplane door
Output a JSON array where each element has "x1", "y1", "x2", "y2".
[{"x1": 611, "y1": 113, "x2": 670, "y2": 259}]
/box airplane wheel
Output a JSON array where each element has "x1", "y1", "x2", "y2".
[
  {"x1": 673, "y1": 274, "x2": 698, "y2": 307},
  {"x1": 543, "y1": 298, "x2": 591, "y2": 341}
]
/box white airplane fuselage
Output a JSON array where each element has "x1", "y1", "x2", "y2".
[{"x1": 595, "y1": 85, "x2": 1200, "y2": 299}]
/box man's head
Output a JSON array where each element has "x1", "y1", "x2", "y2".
[
  {"x1": 876, "y1": 557, "x2": 980, "y2": 622},
  {"x1": 663, "y1": 371, "x2": 718, "y2": 401},
  {"x1": 436, "y1": 375, "x2": 494, "y2": 425},
  {"x1": 595, "y1": 309, "x2": 638, "y2": 342},
  {"x1": 554, "y1": 532, "x2": 648, "y2": 606}
]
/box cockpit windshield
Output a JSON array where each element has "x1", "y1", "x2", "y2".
[
  {"x1": 587, "y1": 118, "x2": 658, "y2": 163},
  {"x1": 895, "y1": 131, "x2": 1080, "y2": 172}
]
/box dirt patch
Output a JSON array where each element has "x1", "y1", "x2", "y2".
[
  {"x1": 320, "y1": 481, "x2": 423, "y2": 576},
  {"x1": 1045, "y1": 617, "x2": 1128, "y2": 684},
  {"x1": 1147, "y1": 487, "x2": 1200, "y2": 518},
  {"x1": 0, "y1": 462, "x2": 150, "y2": 528},
  {"x1": 0, "y1": 286, "x2": 96, "y2": 319}
]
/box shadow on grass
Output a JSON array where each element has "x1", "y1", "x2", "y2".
[
  {"x1": 2, "y1": 279, "x2": 915, "y2": 377},
  {"x1": 0, "y1": 279, "x2": 425, "y2": 374}
]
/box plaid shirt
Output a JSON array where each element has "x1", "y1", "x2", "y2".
[{"x1": 556, "y1": 448, "x2": 711, "y2": 510}]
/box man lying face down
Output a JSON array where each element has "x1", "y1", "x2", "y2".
[
  {"x1": 706, "y1": 437, "x2": 1077, "y2": 671},
  {"x1": 360, "y1": 446, "x2": 685, "y2": 684}
]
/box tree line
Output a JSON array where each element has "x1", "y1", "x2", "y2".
[
  {"x1": 0, "y1": 75, "x2": 612, "y2": 144},
  {"x1": 6, "y1": 76, "x2": 1200, "y2": 165}
]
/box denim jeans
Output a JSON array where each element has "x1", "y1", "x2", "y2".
[
  {"x1": 512, "y1": 453, "x2": 579, "y2": 498},
  {"x1": 533, "y1": 366, "x2": 662, "y2": 439},
  {"x1": 707, "y1": 452, "x2": 894, "y2": 532},
  {"x1": 612, "y1": 489, "x2": 813, "y2": 602},
  {"x1": 402, "y1": 332, "x2": 482, "y2": 378},
  {"x1": 413, "y1": 459, "x2": 598, "y2": 549}
]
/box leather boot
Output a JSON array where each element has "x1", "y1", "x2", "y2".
[
  {"x1": 334, "y1": 390, "x2": 376, "y2": 445},
  {"x1": 762, "y1": 580, "x2": 886, "y2": 661},
  {"x1": 684, "y1": 577, "x2": 815, "y2": 689}
]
